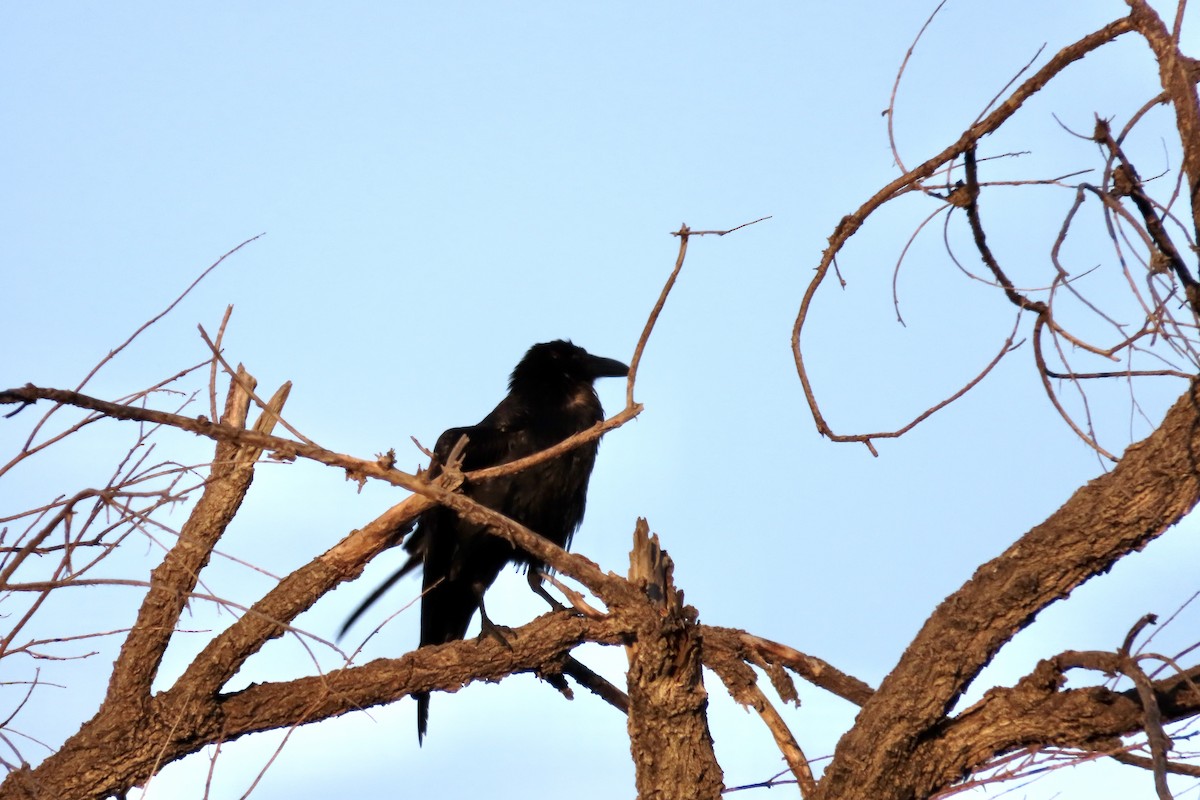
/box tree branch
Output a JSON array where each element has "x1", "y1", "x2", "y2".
[
  {"x1": 0, "y1": 612, "x2": 630, "y2": 800},
  {"x1": 816, "y1": 380, "x2": 1200, "y2": 800}
]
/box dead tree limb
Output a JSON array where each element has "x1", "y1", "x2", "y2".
[{"x1": 625, "y1": 519, "x2": 723, "y2": 800}]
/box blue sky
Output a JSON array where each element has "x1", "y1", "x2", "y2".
[{"x1": 3, "y1": 2, "x2": 1199, "y2": 798}]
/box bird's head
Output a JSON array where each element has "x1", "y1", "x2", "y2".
[{"x1": 508, "y1": 340, "x2": 629, "y2": 394}]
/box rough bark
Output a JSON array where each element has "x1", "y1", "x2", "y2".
[
  {"x1": 905, "y1": 659, "x2": 1200, "y2": 797},
  {"x1": 625, "y1": 520, "x2": 723, "y2": 800},
  {"x1": 0, "y1": 608, "x2": 629, "y2": 800},
  {"x1": 814, "y1": 381, "x2": 1200, "y2": 800}
]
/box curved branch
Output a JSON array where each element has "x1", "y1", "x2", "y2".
[{"x1": 794, "y1": 16, "x2": 1135, "y2": 443}]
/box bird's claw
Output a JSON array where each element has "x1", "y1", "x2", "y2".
[{"x1": 477, "y1": 620, "x2": 516, "y2": 650}]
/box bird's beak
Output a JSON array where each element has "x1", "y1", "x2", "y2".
[{"x1": 586, "y1": 354, "x2": 630, "y2": 379}]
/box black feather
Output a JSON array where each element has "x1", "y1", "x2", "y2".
[{"x1": 340, "y1": 340, "x2": 627, "y2": 743}]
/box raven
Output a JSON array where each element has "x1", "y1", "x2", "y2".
[{"x1": 340, "y1": 340, "x2": 628, "y2": 742}]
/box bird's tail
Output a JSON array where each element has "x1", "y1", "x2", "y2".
[
  {"x1": 416, "y1": 691, "x2": 430, "y2": 745},
  {"x1": 337, "y1": 551, "x2": 422, "y2": 640}
]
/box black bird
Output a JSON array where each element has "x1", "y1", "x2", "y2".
[{"x1": 340, "y1": 340, "x2": 628, "y2": 742}]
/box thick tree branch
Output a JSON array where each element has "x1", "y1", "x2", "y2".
[
  {"x1": 104, "y1": 371, "x2": 284, "y2": 704},
  {"x1": 905, "y1": 657, "x2": 1200, "y2": 797},
  {"x1": 0, "y1": 612, "x2": 630, "y2": 800},
  {"x1": 625, "y1": 520, "x2": 723, "y2": 800},
  {"x1": 816, "y1": 380, "x2": 1200, "y2": 800}
]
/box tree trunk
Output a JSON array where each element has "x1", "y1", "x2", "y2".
[{"x1": 625, "y1": 519, "x2": 723, "y2": 800}]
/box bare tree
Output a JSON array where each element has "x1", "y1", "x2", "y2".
[{"x1": 3, "y1": 2, "x2": 1200, "y2": 799}]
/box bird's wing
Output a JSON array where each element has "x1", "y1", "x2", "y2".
[
  {"x1": 432, "y1": 395, "x2": 538, "y2": 472},
  {"x1": 335, "y1": 420, "x2": 501, "y2": 641},
  {"x1": 337, "y1": 407, "x2": 536, "y2": 641}
]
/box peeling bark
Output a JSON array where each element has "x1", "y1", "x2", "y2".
[{"x1": 625, "y1": 520, "x2": 723, "y2": 800}]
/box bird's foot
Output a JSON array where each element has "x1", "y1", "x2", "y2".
[
  {"x1": 529, "y1": 571, "x2": 573, "y2": 613},
  {"x1": 477, "y1": 619, "x2": 515, "y2": 650},
  {"x1": 542, "y1": 594, "x2": 569, "y2": 613},
  {"x1": 531, "y1": 572, "x2": 602, "y2": 617}
]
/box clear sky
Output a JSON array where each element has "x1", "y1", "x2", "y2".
[{"x1": 2, "y1": 2, "x2": 1199, "y2": 798}]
